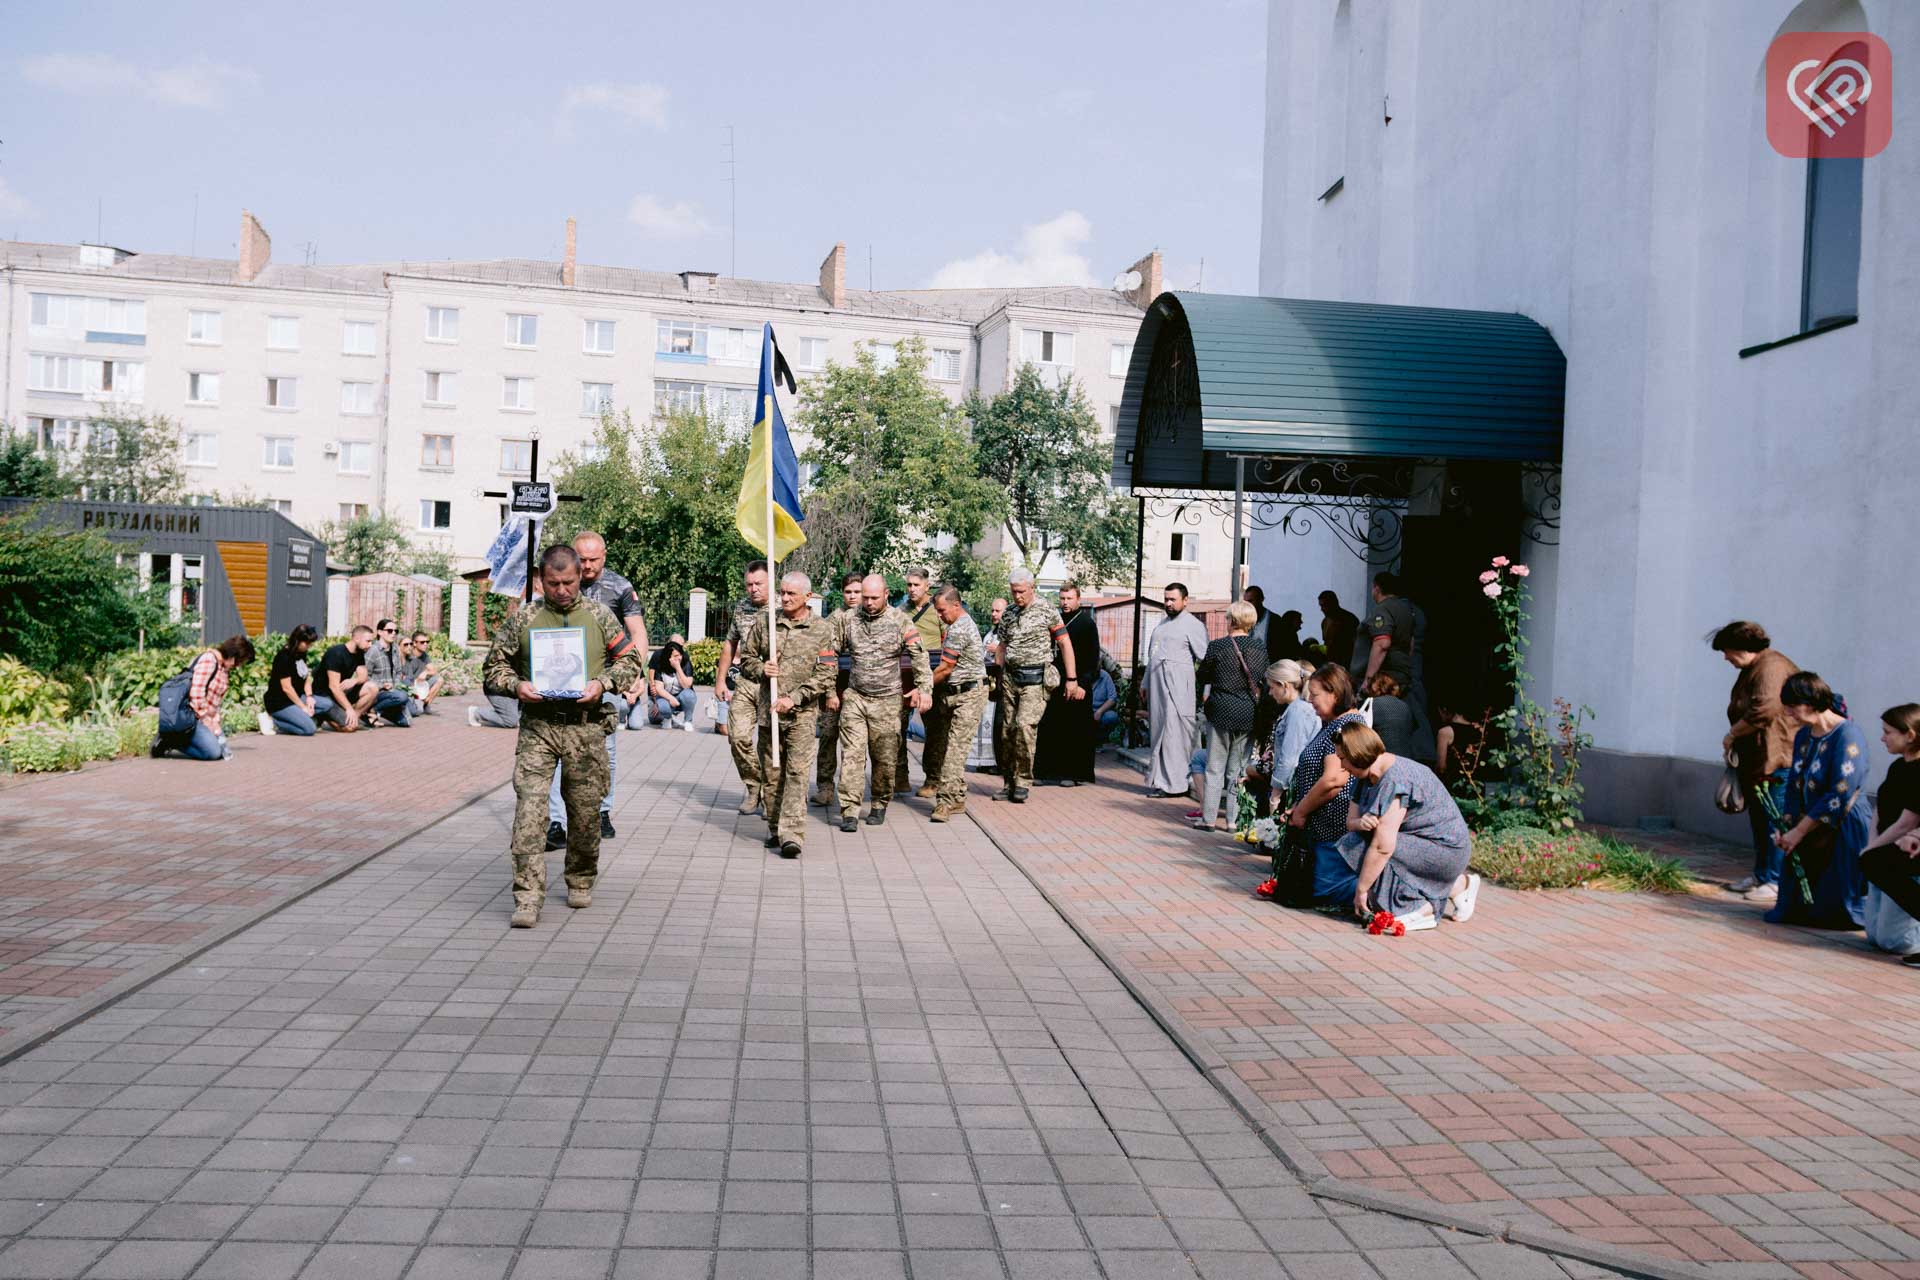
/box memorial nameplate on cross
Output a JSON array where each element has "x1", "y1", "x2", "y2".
[{"x1": 481, "y1": 435, "x2": 582, "y2": 602}]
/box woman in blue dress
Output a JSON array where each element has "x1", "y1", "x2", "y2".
[
  {"x1": 1767, "y1": 671, "x2": 1870, "y2": 930},
  {"x1": 1327, "y1": 721, "x2": 1481, "y2": 931}
]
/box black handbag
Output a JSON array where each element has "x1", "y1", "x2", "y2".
[{"x1": 1270, "y1": 823, "x2": 1317, "y2": 907}]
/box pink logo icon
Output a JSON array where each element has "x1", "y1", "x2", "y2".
[{"x1": 1767, "y1": 32, "x2": 1892, "y2": 158}]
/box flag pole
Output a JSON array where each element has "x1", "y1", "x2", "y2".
[{"x1": 765, "y1": 385, "x2": 780, "y2": 769}]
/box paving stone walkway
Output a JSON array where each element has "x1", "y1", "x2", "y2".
[
  {"x1": 0, "y1": 701, "x2": 514, "y2": 1059},
  {"x1": 964, "y1": 760, "x2": 1920, "y2": 1279},
  {"x1": 0, "y1": 726, "x2": 1619, "y2": 1279}
]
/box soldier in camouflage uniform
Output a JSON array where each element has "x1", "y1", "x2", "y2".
[
  {"x1": 922, "y1": 586, "x2": 990, "y2": 822},
  {"x1": 812, "y1": 571, "x2": 864, "y2": 806},
  {"x1": 895, "y1": 567, "x2": 943, "y2": 794},
  {"x1": 739, "y1": 571, "x2": 836, "y2": 856},
  {"x1": 483, "y1": 545, "x2": 644, "y2": 927},
  {"x1": 993, "y1": 568, "x2": 1083, "y2": 803},
  {"x1": 716, "y1": 560, "x2": 770, "y2": 815},
  {"x1": 834, "y1": 573, "x2": 931, "y2": 831}
]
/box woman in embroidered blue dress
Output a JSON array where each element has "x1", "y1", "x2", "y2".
[{"x1": 1767, "y1": 671, "x2": 1870, "y2": 930}]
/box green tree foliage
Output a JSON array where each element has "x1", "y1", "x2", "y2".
[
  {"x1": 68, "y1": 412, "x2": 186, "y2": 504},
  {"x1": 0, "y1": 431, "x2": 70, "y2": 499},
  {"x1": 549, "y1": 407, "x2": 756, "y2": 622},
  {"x1": 794, "y1": 338, "x2": 1003, "y2": 583},
  {"x1": 0, "y1": 511, "x2": 183, "y2": 672},
  {"x1": 318, "y1": 512, "x2": 414, "y2": 575},
  {"x1": 967, "y1": 364, "x2": 1138, "y2": 585}
]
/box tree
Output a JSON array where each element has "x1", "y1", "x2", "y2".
[
  {"x1": 0, "y1": 511, "x2": 183, "y2": 673},
  {"x1": 69, "y1": 412, "x2": 186, "y2": 504},
  {"x1": 967, "y1": 364, "x2": 1138, "y2": 585},
  {"x1": 318, "y1": 512, "x2": 414, "y2": 575},
  {"x1": 549, "y1": 407, "x2": 757, "y2": 623},
  {"x1": 795, "y1": 338, "x2": 1003, "y2": 581},
  {"x1": 0, "y1": 430, "x2": 70, "y2": 500}
]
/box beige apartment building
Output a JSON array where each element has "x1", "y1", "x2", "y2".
[{"x1": 1, "y1": 211, "x2": 1230, "y2": 595}]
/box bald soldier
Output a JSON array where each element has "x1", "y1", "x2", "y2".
[
  {"x1": 834, "y1": 573, "x2": 931, "y2": 831},
  {"x1": 738, "y1": 571, "x2": 836, "y2": 857},
  {"x1": 920, "y1": 585, "x2": 991, "y2": 822},
  {"x1": 993, "y1": 567, "x2": 1083, "y2": 803},
  {"x1": 812, "y1": 570, "x2": 866, "y2": 807}
]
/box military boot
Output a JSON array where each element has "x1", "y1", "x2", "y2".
[
  {"x1": 566, "y1": 886, "x2": 591, "y2": 909},
  {"x1": 510, "y1": 903, "x2": 539, "y2": 928},
  {"x1": 914, "y1": 783, "x2": 937, "y2": 799},
  {"x1": 737, "y1": 790, "x2": 762, "y2": 816}
]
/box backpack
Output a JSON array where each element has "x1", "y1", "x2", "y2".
[{"x1": 156, "y1": 658, "x2": 203, "y2": 737}]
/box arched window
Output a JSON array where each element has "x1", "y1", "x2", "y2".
[{"x1": 1317, "y1": 0, "x2": 1352, "y2": 198}]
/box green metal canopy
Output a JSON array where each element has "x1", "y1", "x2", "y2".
[{"x1": 1111, "y1": 292, "x2": 1566, "y2": 492}]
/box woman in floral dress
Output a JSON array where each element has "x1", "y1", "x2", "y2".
[{"x1": 1766, "y1": 671, "x2": 1870, "y2": 930}]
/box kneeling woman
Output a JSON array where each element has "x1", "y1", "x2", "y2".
[{"x1": 1326, "y1": 722, "x2": 1481, "y2": 931}]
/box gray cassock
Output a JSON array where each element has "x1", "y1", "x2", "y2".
[{"x1": 1145, "y1": 610, "x2": 1209, "y2": 794}]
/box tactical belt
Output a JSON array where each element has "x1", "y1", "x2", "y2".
[
  {"x1": 944, "y1": 679, "x2": 983, "y2": 695},
  {"x1": 850, "y1": 681, "x2": 898, "y2": 697},
  {"x1": 526, "y1": 701, "x2": 596, "y2": 723},
  {"x1": 1009, "y1": 665, "x2": 1048, "y2": 686}
]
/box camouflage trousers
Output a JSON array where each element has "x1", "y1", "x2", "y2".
[
  {"x1": 836, "y1": 688, "x2": 903, "y2": 816},
  {"x1": 814, "y1": 698, "x2": 841, "y2": 797},
  {"x1": 759, "y1": 708, "x2": 820, "y2": 848},
  {"x1": 725, "y1": 681, "x2": 761, "y2": 803},
  {"x1": 1002, "y1": 680, "x2": 1051, "y2": 791},
  {"x1": 894, "y1": 698, "x2": 915, "y2": 794},
  {"x1": 510, "y1": 715, "x2": 611, "y2": 908},
  {"x1": 924, "y1": 685, "x2": 989, "y2": 809}
]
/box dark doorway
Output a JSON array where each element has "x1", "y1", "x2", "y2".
[{"x1": 1397, "y1": 463, "x2": 1523, "y2": 721}]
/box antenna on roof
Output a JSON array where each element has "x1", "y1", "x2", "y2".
[
  {"x1": 868, "y1": 244, "x2": 874, "y2": 291},
  {"x1": 723, "y1": 124, "x2": 736, "y2": 277},
  {"x1": 1197, "y1": 258, "x2": 1205, "y2": 290},
  {"x1": 190, "y1": 191, "x2": 199, "y2": 256},
  {"x1": 96, "y1": 196, "x2": 103, "y2": 244}
]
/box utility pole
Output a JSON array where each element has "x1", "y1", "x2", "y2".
[{"x1": 724, "y1": 124, "x2": 737, "y2": 277}]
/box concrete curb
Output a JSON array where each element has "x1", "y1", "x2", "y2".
[
  {"x1": 0, "y1": 777, "x2": 511, "y2": 1067},
  {"x1": 960, "y1": 801, "x2": 1717, "y2": 1280}
]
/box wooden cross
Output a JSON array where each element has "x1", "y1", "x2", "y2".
[{"x1": 481, "y1": 434, "x2": 584, "y2": 602}]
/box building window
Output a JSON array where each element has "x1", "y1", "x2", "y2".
[
  {"x1": 27, "y1": 354, "x2": 83, "y2": 393},
  {"x1": 30, "y1": 293, "x2": 146, "y2": 337},
  {"x1": 656, "y1": 320, "x2": 704, "y2": 355},
  {"x1": 870, "y1": 341, "x2": 898, "y2": 371},
  {"x1": 1170, "y1": 532, "x2": 1198, "y2": 564},
  {"x1": 187, "y1": 372, "x2": 221, "y2": 404},
  {"x1": 500, "y1": 439, "x2": 533, "y2": 474},
  {"x1": 1108, "y1": 406, "x2": 1121, "y2": 434},
  {"x1": 420, "y1": 434, "x2": 454, "y2": 468},
  {"x1": 708, "y1": 326, "x2": 753, "y2": 362},
  {"x1": 424, "y1": 370, "x2": 457, "y2": 405},
  {"x1": 1109, "y1": 341, "x2": 1133, "y2": 377},
  {"x1": 188, "y1": 310, "x2": 222, "y2": 344},
  {"x1": 1803, "y1": 156, "x2": 1863, "y2": 332},
  {"x1": 340, "y1": 381, "x2": 376, "y2": 415},
  {"x1": 426, "y1": 306, "x2": 460, "y2": 341},
  {"x1": 501, "y1": 376, "x2": 533, "y2": 410},
  {"x1": 505, "y1": 313, "x2": 539, "y2": 347},
  {"x1": 339, "y1": 502, "x2": 369, "y2": 522},
  {"x1": 266, "y1": 376, "x2": 298, "y2": 408},
  {"x1": 707, "y1": 385, "x2": 753, "y2": 427},
  {"x1": 342, "y1": 320, "x2": 376, "y2": 355},
  {"x1": 1020, "y1": 329, "x2": 1074, "y2": 366},
  {"x1": 581, "y1": 382, "x2": 614, "y2": 416},
  {"x1": 655, "y1": 379, "x2": 704, "y2": 416},
  {"x1": 88, "y1": 422, "x2": 119, "y2": 453},
  {"x1": 583, "y1": 319, "x2": 616, "y2": 354},
  {"x1": 90, "y1": 360, "x2": 146, "y2": 402},
  {"x1": 929, "y1": 348, "x2": 962, "y2": 381},
  {"x1": 799, "y1": 336, "x2": 828, "y2": 370},
  {"x1": 267, "y1": 316, "x2": 300, "y2": 350},
  {"x1": 29, "y1": 416, "x2": 83, "y2": 451},
  {"x1": 337, "y1": 441, "x2": 373, "y2": 474},
  {"x1": 262, "y1": 436, "x2": 295, "y2": 469},
  {"x1": 268, "y1": 499, "x2": 294, "y2": 517},
  {"x1": 419, "y1": 499, "x2": 452, "y2": 531},
  {"x1": 184, "y1": 432, "x2": 219, "y2": 467}
]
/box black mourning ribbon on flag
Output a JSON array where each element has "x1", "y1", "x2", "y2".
[{"x1": 771, "y1": 336, "x2": 797, "y2": 395}]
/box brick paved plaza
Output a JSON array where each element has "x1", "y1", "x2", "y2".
[{"x1": 0, "y1": 709, "x2": 1913, "y2": 1278}]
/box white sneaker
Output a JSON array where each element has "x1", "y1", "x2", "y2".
[
  {"x1": 257, "y1": 712, "x2": 275, "y2": 736},
  {"x1": 1445, "y1": 873, "x2": 1482, "y2": 923},
  {"x1": 1729, "y1": 875, "x2": 1760, "y2": 893},
  {"x1": 1398, "y1": 904, "x2": 1438, "y2": 932},
  {"x1": 1745, "y1": 882, "x2": 1780, "y2": 905},
  {"x1": 467, "y1": 706, "x2": 482, "y2": 728},
  {"x1": 683, "y1": 719, "x2": 697, "y2": 733}
]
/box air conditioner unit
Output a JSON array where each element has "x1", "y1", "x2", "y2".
[{"x1": 322, "y1": 441, "x2": 340, "y2": 456}]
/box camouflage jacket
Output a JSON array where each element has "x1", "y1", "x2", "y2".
[
  {"x1": 739, "y1": 610, "x2": 835, "y2": 716},
  {"x1": 482, "y1": 597, "x2": 642, "y2": 723},
  {"x1": 833, "y1": 605, "x2": 931, "y2": 697},
  {"x1": 723, "y1": 598, "x2": 767, "y2": 680},
  {"x1": 934, "y1": 611, "x2": 989, "y2": 687},
  {"x1": 1000, "y1": 596, "x2": 1066, "y2": 669}
]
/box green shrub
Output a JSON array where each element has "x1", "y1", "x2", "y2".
[
  {"x1": 71, "y1": 722, "x2": 120, "y2": 763},
  {"x1": 1, "y1": 722, "x2": 72, "y2": 772},
  {"x1": 687, "y1": 638, "x2": 724, "y2": 686},
  {"x1": 0, "y1": 510, "x2": 186, "y2": 672},
  {"x1": 116, "y1": 710, "x2": 157, "y2": 757},
  {"x1": 1472, "y1": 826, "x2": 1692, "y2": 893},
  {"x1": 0, "y1": 657, "x2": 72, "y2": 727}
]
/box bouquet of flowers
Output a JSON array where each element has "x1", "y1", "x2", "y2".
[
  {"x1": 1237, "y1": 816, "x2": 1283, "y2": 849},
  {"x1": 1753, "y1": 784, "x2": 1814, "y2": 904},
  {"x1": 1366, "y1": 909, "x2": 1406, "y2": 937}
]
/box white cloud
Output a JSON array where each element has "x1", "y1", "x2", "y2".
[
  {"x1": 627, "y1": 194, "x2": 712, "y2": 238},
  {"x1": 21, "y1": 53, "x2": 258, "y2": 108},
  {"x1": 0, "y1": 178, "x2": 29, "y2": 219},
  {"x1": 561, "y1": 82, "x2": 669, "y2": 130},
  {"x1": 927, "y1": 211, "x2": 1100, "y2": 289}
]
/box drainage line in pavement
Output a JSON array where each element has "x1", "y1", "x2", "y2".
[
  {"x1": 0, "y1": 778, "x2": 515, "y2": 1068},
  {"x1": 957, "y1": 801, "x2": 1713, "y2": 1280}
]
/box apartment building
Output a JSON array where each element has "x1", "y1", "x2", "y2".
[{"x1": 1, "y1": 211, "x2": 1231, "y2": 595}]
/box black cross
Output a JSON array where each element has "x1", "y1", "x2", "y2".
[{"x1": 481, "y1": 435, "x2": 584, "y2": 602}]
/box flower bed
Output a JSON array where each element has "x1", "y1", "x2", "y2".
[{"x1": 1471, "y1": 825, "x2": 1692, "y2": 893}]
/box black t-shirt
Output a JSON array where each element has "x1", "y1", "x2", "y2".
[
  {"x1": 649, "y1": 641, "x2": 689, "y2": 681},
  {"x1": 264, "y1": 648, "x2": 310, "y2": 713},
  {"x1": 318, "y1": 644, "x2": 365, "y2": 695},
  {"x1": 1879, "y1": 757, "x2": 1920, "y2": 834}
]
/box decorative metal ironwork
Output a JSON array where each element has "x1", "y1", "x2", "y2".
[{"x1": 1519, "y1": 463, "x2": 1562, "y2": 546}]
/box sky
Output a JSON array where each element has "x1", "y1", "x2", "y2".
[{"x1": 0, "y1": 0, "x2": 1267, "y2": 295}]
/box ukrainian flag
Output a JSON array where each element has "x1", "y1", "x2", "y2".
[{"x1": 734, "y1": 322, "x2": 807, "y2": 560}]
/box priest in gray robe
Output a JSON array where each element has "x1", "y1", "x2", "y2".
[{"x1": 1144, "y1": 583, "x2": 1210, "y2": 796}]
